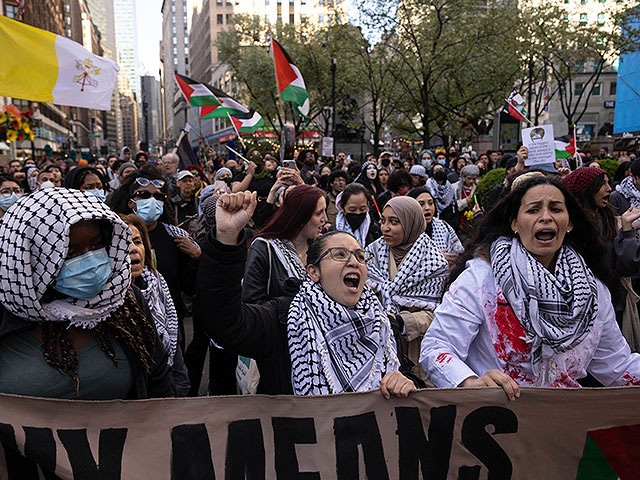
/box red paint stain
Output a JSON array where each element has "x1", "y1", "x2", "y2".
[
  {"x1": 436, "y1": 353, "x2": 452, "y2": 365},
  {"x1": 622, "y1": 373, "x2": 640, "y2": 386}
]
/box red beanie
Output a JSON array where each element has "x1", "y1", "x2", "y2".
[{"x1": 562, "y1": 167, "x2": 607, "y2": 194}]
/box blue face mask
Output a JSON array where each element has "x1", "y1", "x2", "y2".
[
  {"x1": 54, "y1": 248, "x2": 112, "y2": 300},
  {"x1": 135, "y1": 197, "x2": 164, "y2": 225},
  {"x1": 437, "y1": 159, "x2": 446, "y2": 166},
  {"x1": 87, "y1": 189, "x2": 106, "y2": 202},
  {"x1": 422, "y1": 159, "x2": 432, "y2": 169},
  {"x1": 0, "y1": 192, "x2": 20, "y2": 211}
]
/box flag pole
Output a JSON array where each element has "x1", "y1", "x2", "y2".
[
  {"x1": 227, "y1": 112, "x2": 247, "y2": 151},
  {"x1": 270, "y1": 35, "x2": 287, "y2": 127},
  {"x1": 172, "y1": 123, "x2": 191, "y2": 156}
]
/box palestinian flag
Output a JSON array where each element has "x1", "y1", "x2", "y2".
[
  {"x1": 575, "y1": 425, "x2": 640, "y2": 479},
  {"x1": 270, "y1": 36, "x2": 309, "y2": 118},
  {"x1": 503, "y1": 90, "x2": 530, "y2": 123},
  {"x1": 555, "y1": 134, "x2": 576, "y2": 159},
  {"x1": 229, "y1": 109, "x2": 265, "y2": 134},
  {"x1": 174, "y1": 73, "x2": 248, "y2": 117}
]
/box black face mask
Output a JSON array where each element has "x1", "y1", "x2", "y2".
[
  {"x1": 223, "y1": 177, "x2": 232, "y2": 186},
  {"x1": 345, "y1": 212, "x2": 367, "y2": 230},
  {"x1": 434, "y1": 170, "x2": 447, "y2": 182},
  {"x1": 381, "y1": 158, "x2": 391, "y2": 167}
]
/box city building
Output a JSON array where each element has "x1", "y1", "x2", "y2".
[
  {"x1": 184, "y1": 0, "x2": 349, "y2": 149},
  {"x1": 140, "y1": 75, "x2": 163, "y2": 146},
  {"x1": 114, "y1": 0, "x2": 141, "y2": 102},
  {"x1": 119, "y1": 67, "x2": 139, "y2": 151},
  {"x1": 87, "y1": 0, "x2": 123, "y2": 151},
  {"x1": 160, "y1": 0, "x2": 190, "y2": 146}
]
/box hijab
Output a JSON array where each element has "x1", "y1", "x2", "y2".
[{"x1": 385, "y1": 196, "x2": 426, "y2": 265}]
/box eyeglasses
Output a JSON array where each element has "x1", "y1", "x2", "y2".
[
  {"x1": 132, "y1": 191, "x2": 167, "y2": 202},
  {"x1": 313, "y1": 247, "x2": 372, "y2": 265},
  {"x1": 0, "y1": 187, "x2": 22, "y2": 195},
  {"x1": 135, "y1": 177, "x2": 165, "y2": 188}
]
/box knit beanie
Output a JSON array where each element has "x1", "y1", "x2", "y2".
[{"x1": 562, "y1": 167, "x2": 607, "y2": 194}]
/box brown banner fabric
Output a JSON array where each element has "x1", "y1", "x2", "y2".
[{"x1": 0, "y1": 387, "x2": 639, "y2": 479}]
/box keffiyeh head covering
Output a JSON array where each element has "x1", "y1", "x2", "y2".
[
  {"x1": 385, "y1": 196, "x2": 426, "y2": 265},
  {"x1": 490, "y1": 236, "x2": 598, "y2": 385},
  {"x1": 0, "y1": 188, "x2": 132, "y2": 328}
]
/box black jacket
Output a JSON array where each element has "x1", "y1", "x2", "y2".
[
  {"x1": 0, "y1": 286, "x2": 173, "y2": 399},
  {"x1": 242, "y1": 237, "x2": 294, "y2": 304},
  {"x1": 197, "y1": 229, "x2": 424, "y2": 395}
]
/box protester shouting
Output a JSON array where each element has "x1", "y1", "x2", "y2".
[
  {"x1": 197, "y1": 191, "x2": 419, "y2": 397},
  {"x1": 421, "y1": 176, "x2": 640, "y2": 400}
]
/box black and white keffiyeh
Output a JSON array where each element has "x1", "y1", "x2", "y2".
[
  {"x1": 0, "y1": 188, "x2": 131, "y2": 328},
  {"x1": 334, "y1": 210, "x2": 371, "y2": 248},
  {"x1": 140, "y1": 268, "x2": 179, "y2": 365},
  {"x1": 426, "y1": 177, "x2": 455, "y2": 215},
  {"x1": 162, "y1": 222, "x2": 201, "y2": 250},
  {"x1": 490, "y1": 236, "x2": 598, "y2": 384},
  {"x1": 430, "y1": 218, "x2": 464, "y2": 254},
  {"x1": 365, "y1": 233, "x2": 448, "y2": 314},
  {"x1": 254, "y1": 237, "x2": 307, "y2": 280},
  {"x1": 616, "y1": 176, "x2": 640, "y2": 207},
  {"x1": 287, "y1": 279, "x2": 400, "y2": 395}
]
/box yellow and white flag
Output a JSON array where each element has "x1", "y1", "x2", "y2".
[{"x1": 0, "y1": 15, "x2": 119, "y2": 110}]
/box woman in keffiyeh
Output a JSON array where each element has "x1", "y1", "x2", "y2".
[
  {"x1": 196, "y1": 191, "x2": 420, "y2": 396},
  {"x1": 421, "y1": 176, "x2": 640, "y2": 400},
  {"x1": 0, "y1": 188, "x2": 172, "y2": 400},
  {"x1": 366, "y1": 196, "x2": 448, "y2": 380}
]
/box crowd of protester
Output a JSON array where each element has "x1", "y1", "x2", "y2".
[{"x1": 1, "y1": 141, "x2": 640, "y2": 410}]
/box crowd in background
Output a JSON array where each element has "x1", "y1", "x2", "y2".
[{"x1": 1, "y1": 139, "x2": 640, "y2": 411}]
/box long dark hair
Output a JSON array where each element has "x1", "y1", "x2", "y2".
[
  {"x1": 571, "y1": 172, "x2": 617, "y2": 241},
  {"x1": 408, "y1": 186, "x2": 434, "y2": 235},
  {"x1": 108, "y1": 164, "x2": 176, "y2": 225},
  {"x1": 255, "y1": 184, "x2": 326, "y2": 241},
  {"x1": 448, "y1": 176, "x2": 616, "y2": 289}
]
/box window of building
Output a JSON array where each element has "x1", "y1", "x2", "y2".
[
  {"x1": 579, "y1": 13, "x2": 587, "y2": 24},
  {"x1": 301, "y1": 0, "x2": 306, "y2": 5},
  {"x1": 183, "y1": 4, "x2": 187, "y2": 12},
  {"x1": 265, "y1": 0, "x2": 270, "y2": 6},
  {"x1": 277, "y1": 13, "x2": 282, "y2": 21},
  {"x1": 172, "y1": 4, "x2": 176, "y2": 11},
  {"x1": 64, "y1": 4, "x2": 70, "y2": 12},
  {"x1": 65, "y1": 16, "x2": 71, "y2": 25},
  {"x1": 318, "y1": 14, "x2": 324, "y2": 23},
  {"x1": 173, "y1": 57, "x2": 178, "y2": 65},
  {"x1": 593, "y1": 83, "x2": 601, "y2": 96},
  {"x1": 173, "y1": 36, "x2": 177, "y2": 44},
  {"x1": 172, "y1": 26, "x2": 176, "y2": 33},
  {"x1": 183, "y1": 15, "x2": 187, "y2": 23},
  {"x1": 172, "y1": 15, "x2": 176, "y2": 23},
  {"x1": 185, "y1": 57, "x2": 189, "y2": 64},
  {"x1": 217, "y1": 14, "x2": 223, "y2": 23},
  {"x1": 184, "y1": 36, "x2": 189, "y2": 44},
  {"x1": 610, "y1": 82, "x2": 617, "y2": 95},
  {"x1": 597, "y1": 13, "x2": 605, "y2": 25},
  {"x1": 290, "y1": 13, "x2": 295, "y2": 22},
  {"x1": 173, "y1": 47, "x2": 178, "y2": 54},
  {"x1": 184, "y1": 46, "x2": 189, "y2": 55},
  {"x1": 217, "y1": 0, "x2": 222, "y2": 5},
  {"x1": 66, "y1": 28, "x2": 72, "y2": 37},
  {"x1": 226, "y1": 13, "x2": 232, "y2": 23},
  {"x1": 580, "y1": 0, "x2": 586, "y2": 4},
  {"x1": 265, "y1": 14, "x2": 271, "y2": 22},
  {"x1": 5, "y1": 4, "x2": 17, "y2": 17},
  {"x1": 575, "y1": 82, "x2": 584, "y2": 96}
]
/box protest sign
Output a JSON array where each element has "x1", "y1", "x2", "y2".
[
  {"x1": 0, "y1": 387, "x2": 639, "y2": 479},
  {"x1": 522, "y1": 125, "x2": 556, "y2": 167}
]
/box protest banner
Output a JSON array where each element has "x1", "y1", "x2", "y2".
[
  {"x1": 0, "y1": 387, "x2": 639, "y2": 479},
  {"x1": 522, "y1": 125, "x2": 556, "y2": 167}
]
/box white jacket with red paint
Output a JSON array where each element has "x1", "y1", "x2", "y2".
[{"x1": 420, "y1": 258, "x2": 640, "y2": 388}]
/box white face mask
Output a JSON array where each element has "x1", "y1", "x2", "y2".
[{"x1": 39, "y1": 181, "x2": 55, "y2": 190}]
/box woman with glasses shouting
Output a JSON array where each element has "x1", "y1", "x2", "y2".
[
  {"x1": 110, "y1": 167, "x2": 201, "y2": 352},
  {"x1": 197, "y1": 191, "x2": 421, "y2": 396}
]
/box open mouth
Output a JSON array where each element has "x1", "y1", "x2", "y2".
[
  {"x1": 343, "y1": 272, "x2": 361, "y2": 292},
  {"x1": 534, "y1": 229, "x2": 556, "y2": 243},
  {"x1": 131, "y1": 257, "x2": 142, "y2": 268},
  {"x1": 602, "y1": 195, "x2": 610, "y2": 204}
]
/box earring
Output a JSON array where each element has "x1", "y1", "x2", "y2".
[
  {"x1": 513, "y1": 230, "x2": 518, "y2": 235},
  {"x1": 567, "y1": 229, "x2": 572, "y2": 233}
]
